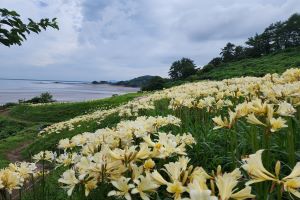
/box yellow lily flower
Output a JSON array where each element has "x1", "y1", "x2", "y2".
[
  {"x1": 131, "y1": 174, "x2": 160, "y2": 200},
  {"x1": 212, "y1": 116, "x2": 229, "y2": 130},
  {"x1": 276, "y1": 101, "x2": 296, "y2": 117},
  {"x1": 58, "y1": 169, "x2": 79, "y2": 196},
  {"x1": 186, "y1": 179, "x2": 217, "y2": 200},
  {"x1": 242, "y1": 150, "x2": 276, "y2": 185},
  {"x1": 84, "y1": 178, "x2": 97, "y2": 196},
  {"x1": 282, "y1": 162, "x2": 300, "y2": 198},
  {"x1": 246, "y1": 113, "x2": 266, "y2": 126},
  {"x1": 0, "y1": 169, "x2": 21, "y2": 194},
  {"x1": 269, "y1": 117, "x2": 288, "y2": 132},
  {"x1": 167, "y1": 180, "x2": 186, "y2": 200},
  {"x1": 215, "y1": 168, "x2": 255, "y2": 200},
  {"x1": 108, "y1": 177, "x2": 134, "y2": 200}
]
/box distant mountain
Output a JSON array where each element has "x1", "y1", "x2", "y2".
[{"x1": 114, "y1": 75, "x2": 156, "y2": 87}]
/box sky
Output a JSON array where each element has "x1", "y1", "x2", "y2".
[{"x1": 1, "y1": 0, "x2": 300, "y2": 81}]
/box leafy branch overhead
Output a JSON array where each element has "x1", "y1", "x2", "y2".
[{"x1": 0, "y1": 8, "x2": 59, "y2": 47}]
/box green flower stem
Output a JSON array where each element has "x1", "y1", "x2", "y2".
[{"x1": 287, "y1": 118, "x2": 296, "y2": 167}]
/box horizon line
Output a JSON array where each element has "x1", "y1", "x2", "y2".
[{"x1": 0, "y1": 77, "x2": 90, "y2": 83}]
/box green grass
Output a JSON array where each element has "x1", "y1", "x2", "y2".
[
  {"x1": 0, "y1": 116, "x2": 32, "y2": 140},
  {"x1": 0, "y1": 125, "x2": 38, "y2": 168},
  {"x1": 9, "y1": 93, "x2": 141, "y2": 123},
  {"x1": 0, "y1": 93, "x2": 141, "y2": 168},
  {"x1": 198, "y1": 47, "x2": 300, "y2": 80},
  {"x1": 20, "y1": 98, "x2": 300, "y2": 199}
]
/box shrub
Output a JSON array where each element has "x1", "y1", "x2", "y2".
[
  {"x1": 21, "y1": 92, "x2": 55, "y2": 104},
  {"x1": 141, "y1": 76, "x2": 166, "y2": 91}
]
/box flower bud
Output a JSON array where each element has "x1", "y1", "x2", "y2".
[
  {"x1": 217, "y1": 165, "x2": 222, "y2": 176},
  {"x1": 275, "y1": 160, "x2": 281, "y2": 177}
]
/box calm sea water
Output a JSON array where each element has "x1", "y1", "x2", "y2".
[{"x1": 0, "y1": 79, "x2": 139, "y2": 105}]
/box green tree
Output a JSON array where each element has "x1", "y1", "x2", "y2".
[
  {"x1": 169, "y1": 58, "x2": 197, "y2": 80},
  {"x1": 208, "y1": 57, "x2": 222, "y2": 66},
  {"x1": 141, "y1": 76, "x2": 166, "y2": 91},
  {"x1": 284, "y1": 13, "x2": 300, "y2": 48},
  {"x1": 0, "y1": 8, "x2": 58, "y2": 47},
  {"x1": 220, "y1": 42, "x2": 236, "y2": 62},
  {"x1": 234, "y1": 45, "x2": 246, "y2": 60},
  {"x1": 245, "y1": 34, "x2": 266, "y2": 57}
]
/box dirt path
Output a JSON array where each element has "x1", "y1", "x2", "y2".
[
  {"x1": 5, "y1": 140, "x2": 43, "y2": 200},
  {"x1": 0, "y1": 108, "x2": 34, "y2": 163},
  {"x1": 0, "y1": 108, "x2": 10, "y2": 116},
  {"x1": 5, "y1": 141, "x2": 33, "y2": 163}
]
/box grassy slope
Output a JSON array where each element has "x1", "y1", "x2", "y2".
[
  {"x1": 9, "y1": 93, "x2": 141, "y2": 123},
  {"x1": 23, "y1": 93, "x2": 300, "y2": 200},
  {"x1": 23, "y1": 99, "x2": 224, "y2": 200},
  {"x1": 11, "y1": 74, "x2": 300, "y2": 199},
  {"x1": 1, "y1": 49, "x2": 300, "y2": 198},
  {"x1": 198, "y1": 47, "x2": 300, "y2": 80},
  {"x1": 0, "y1": 93, "x2": 141, "y2": 168},
  {"x1": 0, "y1": 116, "x2": 33, "y2": 139}
]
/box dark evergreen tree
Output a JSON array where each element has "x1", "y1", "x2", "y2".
[
  {"x1": 220, "y1": 42, "x2": 236, "y2": 62},
  {"x1": 234, "y1": 45, "x2": 246, "y2": 60}
]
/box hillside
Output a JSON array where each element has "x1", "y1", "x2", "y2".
[
  {"x1": 0, "y1": 68, "x2": 300, "y2": 199},
  {"x1": 0, "y1": 93, "x2": 141, "y2": 167},
  {"x1": 198, "y1": 47, "x2": 300, "y2": 80}
]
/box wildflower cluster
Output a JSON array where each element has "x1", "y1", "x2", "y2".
[
  {"x1": 0, "y1": 162, "x2": 37, "y2": 195},
  {"x1": 2, "y1": 68, "x2": 300, "y2": 199}
]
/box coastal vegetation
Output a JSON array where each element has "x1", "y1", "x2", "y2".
[
  {"x1": 0, "y1": 68, "x2": 299, "y2": 200},
  {"x1": 18, "y1": 92, "x2": 55, "y2": 104},
  {"x1": 0, "y1": 93, "x2": 140, "y2": 168}
]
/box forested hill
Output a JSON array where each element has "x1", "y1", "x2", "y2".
[
  {"x1": 195, "y1": 13, "x2": 300, "y2": 80},
  {"x1": 197, "y1": 47, "x2": 300, "y2": 80},
  {"x1": 113, "y1": 75, "x2": 156, "y2": 87}
]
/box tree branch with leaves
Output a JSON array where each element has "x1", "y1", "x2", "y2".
[{"x1": 0, "y1": 8, "x2": 59, "y2": 47}]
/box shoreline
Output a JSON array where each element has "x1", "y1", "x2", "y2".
[
  {"x1": 0, "y1": 79, "x2": 140, "y2": 106},
  {"x1": 0, "y1": 78, "x2": 141, "y2": 88},
  {"x1": 0, "y1": 91, "x2": 140, "y2": 106}
]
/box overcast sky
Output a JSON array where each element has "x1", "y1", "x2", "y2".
[{"x1": 1, "y1": 0, "x2": 299, "y2": 81}]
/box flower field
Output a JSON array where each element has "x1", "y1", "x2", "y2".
[{"x1": 1, "y1": 68, "x2": 300, "y2": 200}]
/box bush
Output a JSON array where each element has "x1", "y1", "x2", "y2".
[
  {"x1": 141, "y1": 76, "x2": 166, "y2": 91},
  {"x1": 0, "y1": 102, "x2": 18, "y2": 109},
  {"x1": 186, "y1": 74, "x2": 199, "y2": 81},
  {"x1": 200, "y1": 64, "x2": 215, "y2": 73},
  {"x1": 20, "y1": 92, "x2": 55, "y2": 104}
]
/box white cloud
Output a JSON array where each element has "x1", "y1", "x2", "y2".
[{"x1": 0, "y1": 0, "x2": 299, "y2": 81}]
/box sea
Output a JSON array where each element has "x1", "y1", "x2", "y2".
[{"x1": 0, "y1": 79, "x2": 139, "y2": 105}]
